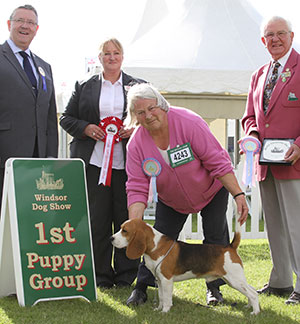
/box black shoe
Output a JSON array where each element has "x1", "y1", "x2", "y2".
[
  {"x1": 206, "y1": 288, "x2": 224, "y2": 306},
  {"x1": 257, "y1": 284, "x2": 293, "y2": 297},
  {"x1": 126, "y1": 289, "x2": 147, "y2": 306},
  {"x1": 285, "y1": 291, "x2": 300, "y2": 305}
]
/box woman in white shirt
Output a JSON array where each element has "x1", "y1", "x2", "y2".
[{"x1": 60, "y1": 38, "x2": 146, "y2": 289}]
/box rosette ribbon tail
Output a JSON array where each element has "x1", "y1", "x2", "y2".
[
  {"x1": 99, "y1": 133, "x2": 115, "y2": 186},
  {"x1": 142, "y1": 158, "x2": 161, "y2": 203},
  {"x1": 42, "y1": 75, "x2": 47, "y2": 92},
  {"x1": 148, "y1": 176, "x2": 158, "y2": 203},
  {"x1": 243, "y1": 150, "x2": 254, "y2": 188},
  {"x1": 148, "y1": 178, "x2": 153, "y2": 203}
]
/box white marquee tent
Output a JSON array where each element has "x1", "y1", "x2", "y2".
[
  {"x1": 58, "y1": 0, "x2": 297, "y2": 160},
  {"x1": 123, "y1": 0, "x2": 270, "y2": 95},
  {"x1": 120, "y1": 0, "x2": 276, "y2": 165}
]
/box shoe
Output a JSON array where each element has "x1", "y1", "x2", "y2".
[
  {"x1": 97, "y1": 282, "x2": 113, "y2": 289},
  {"x1": 8, "y1": 293, "x2": 16, "y2": 297},
  {"x1": 126, "y1": 289, "x2": 147, "y2": 306},
  {"x1": 285, "y1": 291, "x2": 300, "y2": 305},
  {"x1": 206, "y1": 287, "x2": 224, "y2": 306},
  {"x1": 257, "y1": 284, "x2": 293, "y2": 297}
]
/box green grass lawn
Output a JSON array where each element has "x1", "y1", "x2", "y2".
[{"x1": 0, "y1": 239, "x2": 299, "y2": 324}]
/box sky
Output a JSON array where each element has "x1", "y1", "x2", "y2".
[{"x1": 1, "y1": 0, "x2": 300, "y2": 93}]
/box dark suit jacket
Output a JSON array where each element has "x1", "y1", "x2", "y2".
[
  {"x1": 59, "y1": 72, "x2": 145, "y2": 166},
  {"x1": 0, "y1": 41, "x2": 58, "y2": 168}
]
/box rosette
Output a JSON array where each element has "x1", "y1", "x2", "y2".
[
  {"x1": 142, "y1": 158, "x2": 161, "y2": 203},
  {"x1": 98, "y1": 116, "x2": 123, "y2": 186},
  {"x1": 240, "y1": 136, "x2": 261, "y2": 187}
]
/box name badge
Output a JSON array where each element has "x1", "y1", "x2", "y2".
[{"x1": 167, "y1": 143, "x2": 194, "y2": 168}]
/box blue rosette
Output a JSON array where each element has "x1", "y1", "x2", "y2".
[{"x1": 240, "y1": 137, "x2": 261, "y2": 187}]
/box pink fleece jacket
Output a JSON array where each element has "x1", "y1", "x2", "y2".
[{"x1": 126, "y1": 106, "x2": 233, "y2": 214}]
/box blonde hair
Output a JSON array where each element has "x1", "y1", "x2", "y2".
[{"x1": 99, "y1": 37, "x2": 124, "y2": 55}]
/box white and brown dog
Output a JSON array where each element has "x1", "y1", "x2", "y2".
[{"x1": 111, "y1": 218, "x2": 259, "y2": 314}]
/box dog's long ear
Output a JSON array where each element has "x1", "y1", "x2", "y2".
[{"x1": 126, "y1": 228, "x2": 146, "y2": 259}]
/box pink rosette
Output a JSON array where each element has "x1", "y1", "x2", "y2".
[
  {"x1": 240, "y1": 136, "x2": 261, "y2": 188},
  {"x1": 142, "y1": 158, "x2": 161, "y2": 203}
]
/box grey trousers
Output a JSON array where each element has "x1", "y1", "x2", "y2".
[{"x1": 260, "y1": 169, "x2": 300, "y2": 293}]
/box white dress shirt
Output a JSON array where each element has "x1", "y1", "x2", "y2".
[
  {"x1": 89, "y1": 72, "x2": 125, "y2": 169},
  {"x1": 7, "y1": 38, "x2": 39, "y2": 85},
  {"x1": 264, "y1": 47, "x2": 292, "y2": 89}
]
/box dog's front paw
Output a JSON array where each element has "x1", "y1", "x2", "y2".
[
  {"x1": 244, "y1": 302, "x2": 260, "y2": 315},
  {"x1": 154, "y1": 304, "x2": 163, "y2": 311},
  {"x1": 162, "y1": 305, "x2": 171, "y2": 313},
  {"x1": 251, "y1": 309, "x2": 260, "y2": 315}
]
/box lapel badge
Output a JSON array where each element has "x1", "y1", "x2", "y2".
[
  {"x1": 288, "y1": 92, "x2": 298, "y2": 101},
  {"x1": 38, "y1": 67, "x2": 45, "y2": 77},
  {"x1": 281, "y1": 68, "x2": 291, "y2": 82},
  {"x1": 124, "y1": 85, "x2": 131, "y2": 92}
]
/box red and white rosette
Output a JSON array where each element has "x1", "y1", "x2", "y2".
[{"x1": 98, "y1": 116, "x2": 123, "y2": 186}]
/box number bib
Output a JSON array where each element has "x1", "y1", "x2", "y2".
[{"x1": 167, "y1": 143, "x2": 195, "y2": 168}]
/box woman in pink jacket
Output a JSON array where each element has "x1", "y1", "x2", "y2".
[{"x1": 124, "y1": 83, "x2": 248, "y2": 307}]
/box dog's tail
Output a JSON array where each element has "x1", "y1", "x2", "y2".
[{"x1": 230, "y1": 214, "x2": 241, "y2": 250}]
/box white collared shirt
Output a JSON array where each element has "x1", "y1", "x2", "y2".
[
  {"x1": 265, "y1": 47, "x2": 293, "y2": 87},
  {"x1": 7, "y1": 38, "x2": 39, "y2": 84},
  {"x1": 277, "y1": 47, "x2": 293, "y2": 74},
  {"x1": 89, "y1": 72, "x2": 125, "y2": 169}
]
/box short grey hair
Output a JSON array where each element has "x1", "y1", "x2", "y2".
[
  {"x1": 10, "y1": 4, "x2": 38, "y2": 24},
  {"x1": 261, "y1": 16, "x2": 292, "y2": 37},
  {"x1": 125, "y1": 83, "x2": 170, "y2": 127}
]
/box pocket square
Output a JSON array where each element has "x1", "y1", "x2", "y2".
[{"x1": 288, "y1": 92, "x2": 298, "y2": 101}]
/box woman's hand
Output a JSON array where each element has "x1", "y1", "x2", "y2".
[
  {"x1": 217, "y1": 173, "x2": 249, "y2": 225},
  {"x1": 119, "y1": 126, "x2": 135, "y2": 139},
  {"x1": 84, "y1": 124, "x2": 105, "y2": 141},
  {"x1": 234, "y1": 194, "x2": 248, "y2": 225}
]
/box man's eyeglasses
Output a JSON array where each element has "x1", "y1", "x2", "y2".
[
  {"x1": 264, "y1": 31, "x2": 290, "y2": 40},
  {"x1": 11, "y1": 18, "x2": 37, "y2": 27}
]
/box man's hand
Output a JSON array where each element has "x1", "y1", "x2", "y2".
[
  {"x1": 285, "y1": 143, "x2": 300, "y2": 165},
  {"x1": 238, "y1": 132, "x2": 260, "y2": 155}
]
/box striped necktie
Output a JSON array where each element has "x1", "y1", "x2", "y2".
[
  {"x1": 263, "y1": 61, "x2": 281, "y2": 114},
  {"x1": 19, "y1": 51, "x2": 37, "y2": 95}
]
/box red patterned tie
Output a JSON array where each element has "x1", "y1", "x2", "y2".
[{"x1": 263, "y1": 61, "x2": 280, "y2": 114}]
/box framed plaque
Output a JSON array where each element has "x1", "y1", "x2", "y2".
[{"x1": 259, "y1": 138, "x2": 294, "y2": 165}]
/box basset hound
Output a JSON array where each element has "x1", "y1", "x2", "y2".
[{"x1": 111, "y1": 218, "x2": 259, "y2": 314}]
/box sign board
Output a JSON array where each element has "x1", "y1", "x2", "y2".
[{"x1": 0, "y1": 158, "x2": 97, "y2": 306}]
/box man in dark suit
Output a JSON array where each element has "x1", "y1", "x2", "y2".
[
  {"x1": 242, "y1": 16, "x2": 300, "y2": 305},
  {"x1": 0, "y1": 4, "x2": 58, "y2": 208}
]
